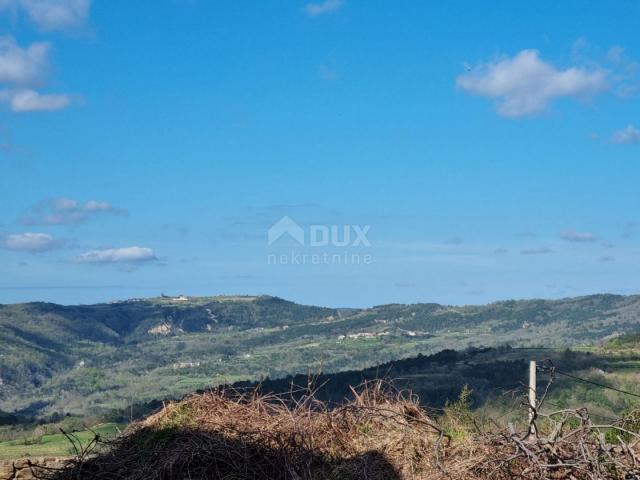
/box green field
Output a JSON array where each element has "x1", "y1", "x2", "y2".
[{"x1": 0, "y1": 423, "x2": 122, "y2": 460}]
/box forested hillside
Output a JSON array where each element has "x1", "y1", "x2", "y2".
[{"x1": 2, "y1": 293, "x2": 640, "y2": 420}]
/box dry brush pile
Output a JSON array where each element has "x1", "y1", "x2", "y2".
[{"x1": 33, "y1": 380, "x2": 640, "y2": 480}]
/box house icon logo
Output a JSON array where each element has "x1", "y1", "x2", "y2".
[{"x1": 268, "y1": 216, "x2": 305, "y2": 246}]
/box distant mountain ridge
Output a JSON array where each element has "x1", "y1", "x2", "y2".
[
  {"x1": 0, "y1": 295, "x2": 337, "y2": 392},
  {"x1": 1, "y1": 293, "x2": 640, "y2": 419}
]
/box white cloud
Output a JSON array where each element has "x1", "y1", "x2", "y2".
[
  {"x1": 305, "y1": 0, "x2": 342, "y2": 16},
  {"x1": 612, "y1": 125, "x2": 640, "y2": 145},
  {"x1": 73, "y1": 246, "x2": 156, "y2": 264},
  {"x1": 3, "y1": 232, "x2": 58, "y2": 252},
  {"x1": 54, "y1": 197, "x2": 77, "y2": 210},
  {"x1": 83, "y1": 200, "x2": 113, "y2": 212},
  {"x1": 0, "y1": 0, "x2": 90, "y2": 31},
  {"x1": 20, "y1": 197, "x2": 126, "y2": 225},
  {"x1": 560, "y1": 230, "x2": 596, "y2": 242},
  {"x1": 0, "y1": 36, "x2": 73, "y2": 113},
  {"x1": 0, "y1": 3, "x2": 90, "y2": 117},
  {"x1": 1, "y1": 88, "x2": 71, "y2": 112},
  {"x1": 0, "y1": 36, "x2": 49, "y2": 85},
  {"x1": 456, "y1": 49, "x2": 608, "y2": 117}
]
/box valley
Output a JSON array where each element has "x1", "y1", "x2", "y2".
[{"x1": 2, "y1": 293, "x2": 640, "y2": 421}]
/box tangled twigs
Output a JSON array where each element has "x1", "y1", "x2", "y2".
[
  {"x1": 36, "y1": 376, "x2": 640, "y2": 479},
  {"x1": 474, "y1": 405, "x2": 640, "y2": 479},
  {"x1": 38, "y1": 380, "x2": 449, "y2": 480},
  {"x1": 474, "y1": 359, "x2": 640, "y2": 479}
]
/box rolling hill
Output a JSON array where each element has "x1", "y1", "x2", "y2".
[{"x1": 2, "y1": 293, "x2": 640, "y2": 419}]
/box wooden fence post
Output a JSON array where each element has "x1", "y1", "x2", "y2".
[{"x1": 528, "y1": 360, "x2": 537, "y2": 437}]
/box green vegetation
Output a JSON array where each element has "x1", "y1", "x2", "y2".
[
  {"x1": 2, "y1": 293, "x2": 640, "y2": 422},
  {"x1": 440, "y1": 385, "x2": 475, "y2": 440},
  {"x1": 0, "y1": 423, "x2": 121, "y2": 460},
  {"x1": 3, "y1": 331, "x2": 640, "y2": 464},
  {"x1": 236, "y1": 344, "x2": 640, "y2": 425}
]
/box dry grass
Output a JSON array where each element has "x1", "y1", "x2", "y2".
[{"x1": 35, "y1": 380, "x2": 640, "y2": 480}]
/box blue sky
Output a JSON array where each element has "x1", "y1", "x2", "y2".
[{"x1": 1, "y1": 0, "x2": 639, "y2": 307}]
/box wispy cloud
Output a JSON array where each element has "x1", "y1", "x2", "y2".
[
  {"x1": 0, "y1": 36, "x2": 49, "y2": 85},
  {"x1": 0, "y1": 0, "x2": 91, "y2": 32},
  {"x1": 20, "y1": 197, "x2": 126, "y2": 225},
  {"x1": 520, "y1": 247, "x2": 553, "y2": 255},
  {"x1": 560, "y1": 230, "x2": 596, "y2": 242},
  {"x1": 0, "y1": 35, "x2": 73, "y2": 112},
  {"x1": 605, "y1": 45, "x2": 640, "y2": 97},
  {"x1": 2, "y1": 232, "x2": 60, "y2": 252},
  {"x1": 0, "y1": 88, "x2": 71, "y2": 112},
  {"x1": 305, "y1": 0, "x2": 342, "y2": 16},
  {"x1": 73, "y1": 246, "x2": 156, "y2": 264},
  {"x1": 611, "y1": 125, "x2": 640, "y2": 145},
  {"x1": 457, "y1": 49, "x2": 608, "y2": 117}
]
